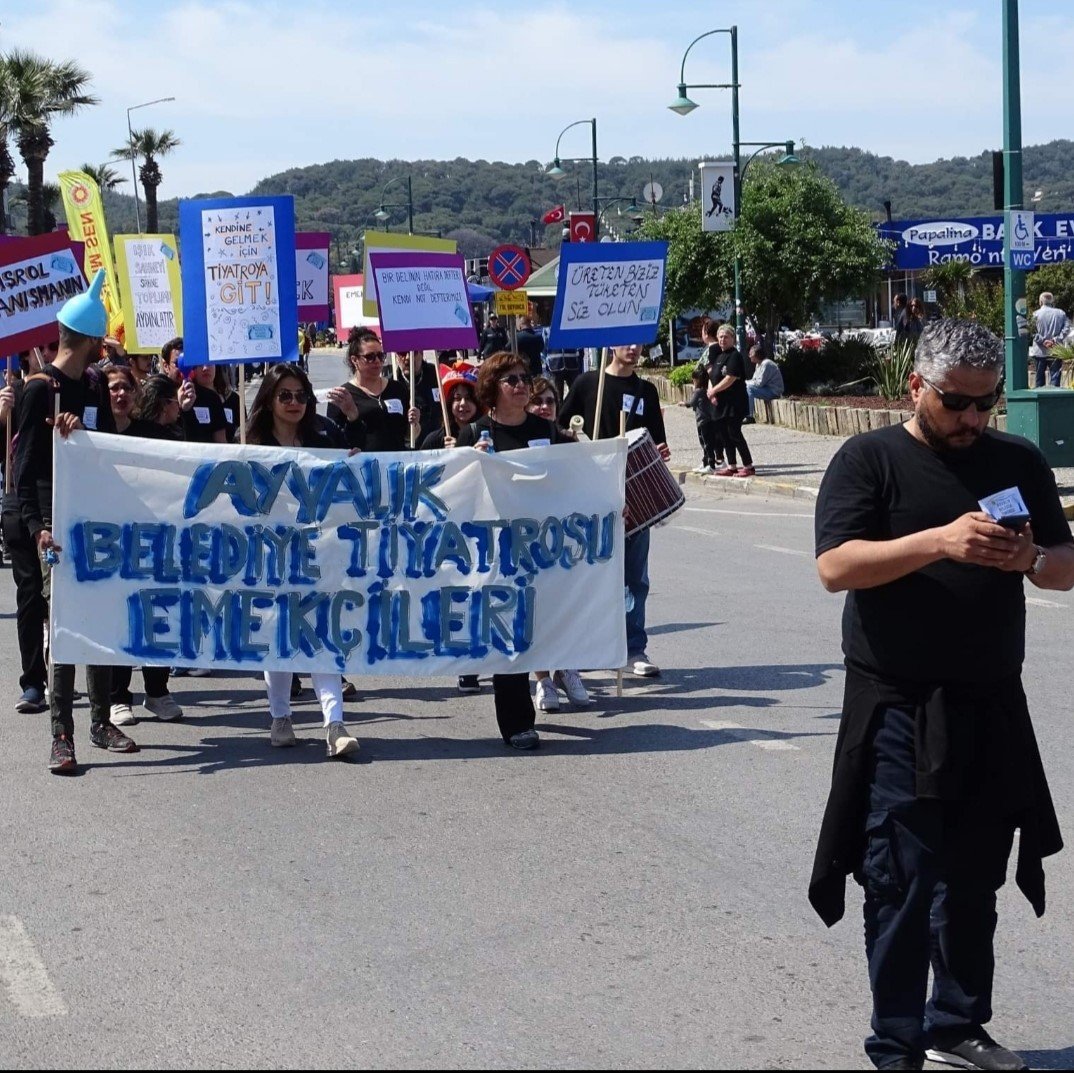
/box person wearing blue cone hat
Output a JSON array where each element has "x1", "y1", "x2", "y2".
[{"x1": 10, "y1": 268, "x2": 138, "y2": 773}]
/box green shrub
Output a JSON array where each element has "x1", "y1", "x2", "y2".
[
  {"x1": 667, "y1": 363, "x2": 698, "y2": 387},
  {"x1": 777, "y1": 337, "x2": 876, "y2": 394},
  {"x1": 868, "y1": 341, "x2": 915, "y2": 401}
]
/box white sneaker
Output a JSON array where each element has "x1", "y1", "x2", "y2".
[
  {"x1": 110, "y1": 702, "x2": 136, "y2": 726},
  {"x1": 629, "y1": 654, "x2": 661, "y2": 677},
  {"x1": 144, "y1": 694, "x2": 183, "y2": 722},
  {"x1": 554, "y1": 669, "x2": 592, "y2": 706},
  {"x1": 270, "y1": 717, "x2": 296, "y2": 747},
  {"x1": 186, "y1": 667, "x2": 211, "y2": 678},
  {"x1": 535, "y1": 678, "x2": 561, "y2": 712},
  {"x1": 691, "y1": 463, "x2": 710, "y2": 474},
  {"x1": 326, "y1": 721, "x2": 360, "y2": 758}
]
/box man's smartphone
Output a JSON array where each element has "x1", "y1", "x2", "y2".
[{"x1": 996, "y1": 513, "x2": 1030, "y2": 531}]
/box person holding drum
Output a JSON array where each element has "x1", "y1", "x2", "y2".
[
  {"x1": 560, "y1": 344, "x2": 671, "y2": 678},
  {"x1": 457, "y1": 351, "x2": 572, "y2": 749}
]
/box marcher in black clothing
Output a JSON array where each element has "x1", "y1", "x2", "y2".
[
  {"x1": 17, "y1": 272, "x2": 137, "y2": 773},
  {"x1": 514, "y1": 316, "x2": 545, "y2": 378},
  {"x1": 325, "y1": 329, "x2": 418, "y2": 452},
  {"x1": 419, "y1": 362, "x2": 480, "y2": 451},
  {"x1": 213, "y1": 365, "x2": 242, "y2": 443},
  {"x1": 559, "y1": 344, "x2": 670, "y2": 678},
  {"x1": 478, "y1": 314, "x2": 508, "y2": 359},
  {"x1": 456, "y1": 351, "x2": 569, "y2": 749},
  {"x1": 184, "y1": 363, "x2": 230, "y2": 444},
  {"x1": 391, "y1": 350, "x2": 440, "y2": 445},
  {"x1": 812, "y1": 318, "x2": 1074, "y2": 1071},
  {"x1": 704, "y1": 320, "x2": 753, "y2": 476}
]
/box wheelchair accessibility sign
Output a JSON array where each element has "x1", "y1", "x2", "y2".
[{"x1": 1008, "y1": 210, "x2": 1035, "y2": 270}]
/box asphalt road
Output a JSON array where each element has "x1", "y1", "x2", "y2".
[{"x1": 0, "y1": 357, "x2": 1070, "y2": 1069}]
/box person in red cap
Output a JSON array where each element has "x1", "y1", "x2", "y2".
[{"x1": 420, "y1": 361, "x2": 480, "y2": 451}]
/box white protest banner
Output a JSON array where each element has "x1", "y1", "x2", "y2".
[
  {"x1": 698, "y1": 161, "x2": 736, "y2": 233},
  {"x1": 113, "y1": 234, "x2": 183, "y2": 353},
  {"x1": 51, "y1": 433, "x2": 627, "y2": 675},
  {"x1": 546, "y1": 240, "x2": 669, "y2": 349},
  {"x1": 178, "y1": 195, "x2": 298, "y2": 365},
  {"x1": 0, "y1": 232, "x2": 87, "y2": 352}
]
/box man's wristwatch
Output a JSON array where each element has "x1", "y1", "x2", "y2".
[{"x1": 1026, "y1": 545, "x2": 1046, "y2": 576}]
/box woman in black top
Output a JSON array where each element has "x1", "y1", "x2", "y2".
[
  {"x1": 456, "y1": 351, "x2": 568, "y2": 751},
  {"x1": 139, "y1": 375, "x2": 186, "y2": 440},
  {"x1": 103, "y1": 365, "x2": 185, "y2": 725},
  {"x1": 244, "y1": 364, "x2": 360, "y2": 758},
  {"x1": 325, "y1": 328, "x2": 420, "y2": 452},
  {"x1": 704, "y1": 320, "x2": 754, "y2": 476},
  {"x1": 213, "y1": 365, "x2": 242, "y2": 443}
]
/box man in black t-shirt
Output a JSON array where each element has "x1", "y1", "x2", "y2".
[
  {"x1": 478, "y1": 315, "x2": 508, "y2": 359},
  {"x1": 811, "y1": 318, "x2": 1074, "y2": 1071},
  {"x1": 560, "y1": 344, "x2": 670, "y2": 677}
]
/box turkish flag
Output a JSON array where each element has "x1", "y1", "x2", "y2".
[
  {"x1": 569, "y1": 212, "x2": 597, "y2": 243},
  {"x1": 541, "y1": 205, "x2": 565, "y2": 225}
]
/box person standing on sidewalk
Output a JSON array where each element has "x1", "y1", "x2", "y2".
[
  {"x1": 811, "y1": 318, "x2": 1073, "y2": 1071},
  {"x1": 16, "y1": 272, "x2": 138, "y2": 773},
  {"x1": 1030, "y1": 292, "x2": 1069, "y2": 388},
  {"x1": 560, "y1": 343, "x2": 670, "y2": 678},
  {"x1": 705, "y1": 322, "x2": 754, "y2": 477}
]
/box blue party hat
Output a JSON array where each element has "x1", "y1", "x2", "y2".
[{"x1": 57, "y1": 268, "x2": 107, "y2": 337}]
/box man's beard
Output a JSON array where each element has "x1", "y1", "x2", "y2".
[{"x1": 917, "y1": 406, "x2": 982, "y2": 452}]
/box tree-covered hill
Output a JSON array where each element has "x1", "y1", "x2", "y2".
[{"x1": 18, "y1": 140, "x2": 1074, "y2": 261}]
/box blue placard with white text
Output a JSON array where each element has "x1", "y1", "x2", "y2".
[
  {"x1": 179, "y1": 195, "x2": 298, "y2": 366},
  {"x1": 547, "y1": 240, "x2": 669, "y2": 349}
]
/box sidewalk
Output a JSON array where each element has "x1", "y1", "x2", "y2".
[{"x1": 661, "y1": 402, "x2": 1074, "y2": 515}]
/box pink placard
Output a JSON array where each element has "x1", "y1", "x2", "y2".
[{"x1": 295, "y1": 231, "x2": 331, "y2": 321}]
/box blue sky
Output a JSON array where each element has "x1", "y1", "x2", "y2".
[{"x1": 3, "y1": 0, "x2": 1070, "y2": 199}]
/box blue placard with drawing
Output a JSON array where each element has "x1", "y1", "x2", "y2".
[
  {"x1": 547, "y1": 240, "x2": 669, "y2": 349},
  {"x1": 179, "y1": 195, "x2": 298, "y2": 366}
]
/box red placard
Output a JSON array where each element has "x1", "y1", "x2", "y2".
[
  {"x1": 332, "y1": 273, "x2": 379, "y2": 339},
  {"x1": 0, "y1": 232, "x2": 88, "y2": 353},
  {"x1": 487, "y1": 244, "x2": 532, "y2": 290},
  {"x1": 569, "y1": 213, "x2": 597, "y2": 243}
]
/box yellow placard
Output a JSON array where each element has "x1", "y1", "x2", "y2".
[
  {"x1": 362, "y1": 230, "x2": 457, "y2": 317},
  {"x1": 57, "y1": 170, "x2": 124, "y2": 339},
  {"x1": 113, "y1": 235, "x2": 183, "y2": 354},
  {"x1": 494, "y1": 290, "x2": 529, "y2": 316}
]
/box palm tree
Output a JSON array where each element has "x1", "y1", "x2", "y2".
[
  {"x1": 79, "y1": 162, "x2": 126, "y2": 191},
  {"x1": 4, "y1": 50, "x2": 98, "y2": 235},
  {"x1": 0, "y1": 62, "x2": 16, "y2": 234},
  {"x1": 112, "y1": 127, "x2": 180, "y2": 233}
]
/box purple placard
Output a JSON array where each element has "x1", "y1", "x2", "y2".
[
  {"x1": 368, "y1": 250, "x2": 478, "y2": 352},
  {"x1": 295, "y1": 231, "x2": 331, "y2": 321}
]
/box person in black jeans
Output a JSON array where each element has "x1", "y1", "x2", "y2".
[
  {"x1": 456, "y1": 351, "x2": 569, "y2": 749},
  {"x1": 16, "y1": 272, "x2": 138, "y2": 773},
  {"x1": 704, "y1": 321, "x2": 754, "y2": 477},
  {"x1": 811, "y1": 318, "x2": 1074, "y2": 1071}
]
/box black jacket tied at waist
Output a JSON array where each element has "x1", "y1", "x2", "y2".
[{"x1": 809, "y1": 668, "x2": 1063, "y2": 927}]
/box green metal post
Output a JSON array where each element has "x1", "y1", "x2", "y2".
[
  {"x1": 1003, "y1": 0, "x2": 1026, "y2": 391},
  {"x1": 730, "y1": 26, "x2": 745, "y2": 356},
  {"x1": 591, "y1": 118, "x2": 600, "y2": 240}
]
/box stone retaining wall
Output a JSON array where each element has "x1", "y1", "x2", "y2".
[{"x1": 642, "y1": 372, "x2": 1008, "y2": 435}]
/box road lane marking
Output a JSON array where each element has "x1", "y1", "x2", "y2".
[
  {"x1": 0, "y1": 916, "x2": 67, "y2": 1018},
  {"x1": 755, "y1": 544, "x2": 809, "y2": 557},
  {"x1": 1026, "y1": 596, "x2": 1067, "y2": 609},
  {"x1": 684, "y1": 507, "x2": 814, "y2": 518},
  {"x1": 671, "y1": 525, "x2": 722, "y2": 538},
  {"x1": 701, "y1": 719, "x2": 800, "y2": 751}
]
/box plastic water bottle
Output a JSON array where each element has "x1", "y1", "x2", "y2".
[{"x1": 479, "y1": 430, "x2": 495, "y2": 454}]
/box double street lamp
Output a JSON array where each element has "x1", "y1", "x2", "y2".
[
  {"x1": 547, "y1": 118, "x2": 600, "y2": 240},
  {"x1": 125, "y1": 96, "x2": 175, "y2": 233},
  {"x1": 669, "y1": 27, "x2": 798, "y2": 354},
  {"x1": 374, "y1": 174, "x2": 414, "y2": 234}
]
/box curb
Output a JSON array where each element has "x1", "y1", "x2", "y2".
[{"x1": 672, "y1": 468, "x2": 820, "y2": 503}]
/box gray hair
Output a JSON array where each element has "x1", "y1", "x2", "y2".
[
  {"x1": 913, "y1": 318, "x2": 1004, "y2": 380},
  {"x1": 1040, "y1": 291, "x2": 1054, "y2": 306}
]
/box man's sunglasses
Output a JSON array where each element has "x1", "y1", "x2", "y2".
[
  {"x1": 276, "y1": 389, "x2": 310, "y2": 405},
  {"x1": 499, "y1": 373, "x2": 533, "y2": 388},
  {"x1": 921, "y1": 376, "x2": 1004, "y2": 413}
]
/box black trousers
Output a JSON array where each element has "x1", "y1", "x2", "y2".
[
  {"x1": 857, "y1": 707, "x2": 1015, "y2": 1069},
  {"x1": 492, "y1": 673, "x2": 535, "y2": 742},
  {"x1": 51, "y1": 664, "x2": 112, "y2": 738},
  {"x1": 111, "y1": 665, "x2": 170, "y2": 704},
  {"x1": 714, "y1": 413, "x2": 752, "y2": 467},
  {"x1": 2, "y1": 508, "x2": 47, "y2": 693},
  {"x1": 695, "y1": 419, "x2": 721, "y2": 466}
]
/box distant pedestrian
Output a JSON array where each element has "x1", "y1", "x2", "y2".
[
  {"x1": 679, "y1": 365, "x2": 720, "y2": 473},
  {"x1": 891, "y1": 292, "x2": 908, "y2": 332},
  {"x1": 811, "y1": 317, "x2": 1073, "y2": 1071},
  {"x1": 515, "y1": 315, "x2": 545, "y2": 378},
  {"x1": 895, "y1": 296, "x2": 924, "y2": 349},
  {"x1": 744, "y1": 343, "x2": 784, "y2": 422},
  {"x1": 1030, "y1": 291, "x2": 1069, "y2": 388},
  {"x1": 704, "y1": 321, "x2": 754, "y2": 477},
  {"x1": 478, "y1": 314, "x2": 508, "y2": 360}
]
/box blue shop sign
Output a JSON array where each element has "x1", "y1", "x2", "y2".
[{"x1": 879, "y1": 213, "x2": 1074, "y2": 270}]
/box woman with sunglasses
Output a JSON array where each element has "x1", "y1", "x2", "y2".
[
  {"x1": 244, "y1": 364, "x2": 361, "y2": 757},
  {"x1": 325, "y1": 328, "x2": 420, "y2": 452},
  {"x1": 524, "y1": 378, "x2": 594, "y2": 713},
  {"x1": 456, "y1": 352, "x2": 571, "y2": 750},
  {"x1": 102, "y1": 365, "x2": 185, "y2": 726}
]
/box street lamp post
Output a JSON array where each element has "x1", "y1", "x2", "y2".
[
  {"x1": 374, "y1": 175, "x2": 414, "y2": 234},
  {"x1": 125, "y1": 96, "x2": 175, "y2": 233},
  {"x1": 546, "y1": 118, "x2": 600, "y2": 239}
]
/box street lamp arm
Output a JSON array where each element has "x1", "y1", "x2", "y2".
[
  {"x1": 740, "y1": 141, "x2": 794, "y2": 178},
  {"x1": 553, "y1": 119, "x2": 595, "y2": 161},
  {"x1": 678, "y1": 28, "x2": 732, "y2": 83}
]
